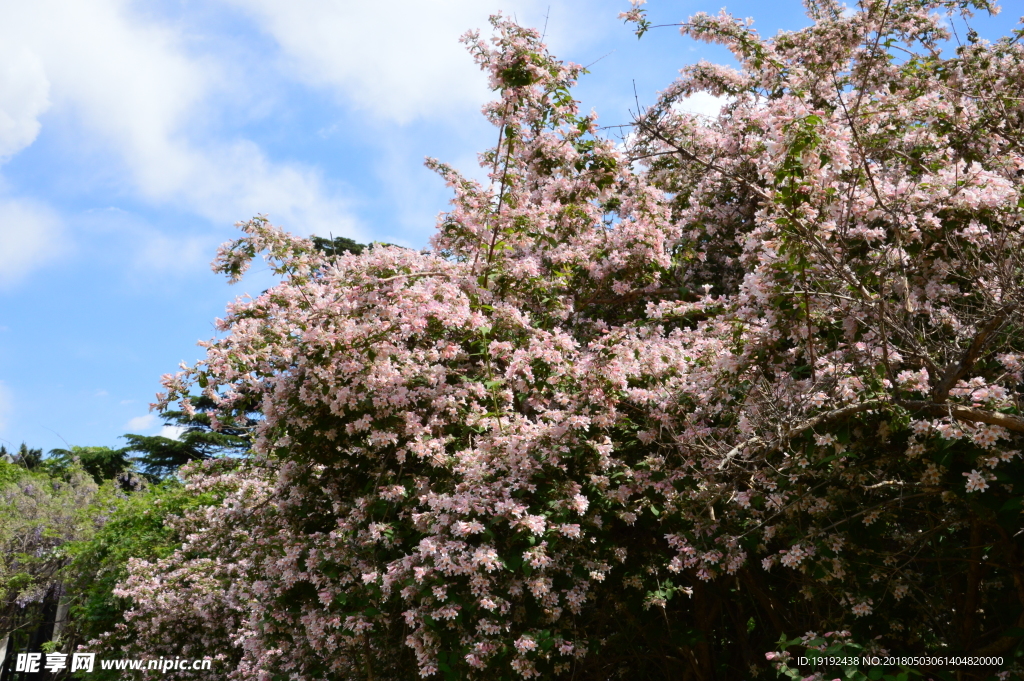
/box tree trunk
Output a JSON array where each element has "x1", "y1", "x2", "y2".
[
  {"x1": 49, "y1": 585, "x2": 70, "y2": 647},
  {"x1": 0, "y1": 636, "x2": 9, "y2": 681}
]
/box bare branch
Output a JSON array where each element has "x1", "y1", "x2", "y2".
[{"x1": 931, "y1": 307, "x2": 1015, "y2": 403}]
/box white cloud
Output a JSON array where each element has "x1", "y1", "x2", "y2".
[
  {"x1": 674, "y1": 92, "x2": 729, "y2": 119},
  {"x1": 221, "y1": 0, "x2": 565, "y2": 125},
  {"x1": 0, "y1": 46, "x2": 50, "y2": 161},
  {"x1": 124, "y1": 413, "x2": 158, "y2": 432},
  {"x1": 0, "y1": 0, "x2": 361, "y2": 239},
  {"x1": 159, "y1": 425, "x2": 186, "y2": 440},
  {"x1": 169, "y1": 140, "x2": 358, "y2": 237},
  {"x1": 0, "y1": 198, "x2": 64, "y2": 288},
  {"x1": 0, "y1": 0, "x2": 623, "y2": 252}
]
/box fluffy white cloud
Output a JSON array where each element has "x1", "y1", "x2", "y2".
[
  {"x1": 0, "y1": 40, "x2": 59, "y2": 286},
  {"x1": 0, "y1": 198, "x2": 64, "y2": 288},
  {"x1": 124, "y1": 413, "x2": 158, "y2": 432},
  {"x1": 674, "y1": 92, "x2": 730, "y2": 119},
  {"x1": 170, "y1": 140, "x2": 358, "y2": 237},
  {"x1": 159, "y1": 425, "x2": 186, "y2": 440},
  {"x1": 0, "y1": 0, "x2": 360, "y2": 239},
  {"x1": 0, "y1": 46, "x2": 50, "y2": 161}
]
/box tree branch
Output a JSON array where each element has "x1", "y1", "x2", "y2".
[
  {"x1": 901, "y1": 400, "x2": 1024, "y2": 433},
  {"x1": 931, "y1": 307, "x2": 1014, "y2": 403}
]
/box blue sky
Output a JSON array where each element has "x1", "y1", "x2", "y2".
[{"x1": 0, "y1": 0, "x2": 1018, "y2": 453}]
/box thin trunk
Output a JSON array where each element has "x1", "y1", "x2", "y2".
[
  {"x1": 962, "y1": 517, "x2": 984, "y2": 650},
  {"x1": 691, "y1": 583, "x2": 718, "y2": 681},
  {"x1": 28, "y1": 586, "x2": 59, "y2": 681},
  {"x1": 49, "y1": 585, "x2": 70, "y2": 647},
  {"x1": 0, "y1": 636, "x2": 8, "y2": 681},
  {"x1": 362, "y1": 631, "x2": 376, "y2": 681}
]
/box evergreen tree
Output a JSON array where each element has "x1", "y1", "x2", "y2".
[
  {"x1": 121, "y1": 396, "x2": 254, "y2": 479},
  {"x1": 0, "y1": 443, "x2": 44, "y2": 470},
  {"x1": 310, "y1": 235, "x2": 366, "y2": 257}
]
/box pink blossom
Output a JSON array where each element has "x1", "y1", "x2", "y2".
[{"x1": 963, "y1": 470, "x2": 989, "y2": 493}]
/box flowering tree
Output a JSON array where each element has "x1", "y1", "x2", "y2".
[{"x1": 105, "y1": 1, "x2": 1024, "y2": 679}]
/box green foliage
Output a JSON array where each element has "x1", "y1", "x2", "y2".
[
  {"x1": 0, "y1": 455, "x2": 23, "y2": 485},
  {"x1": 47, "y1": 446, "x2": 134, "y2": 484}
]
